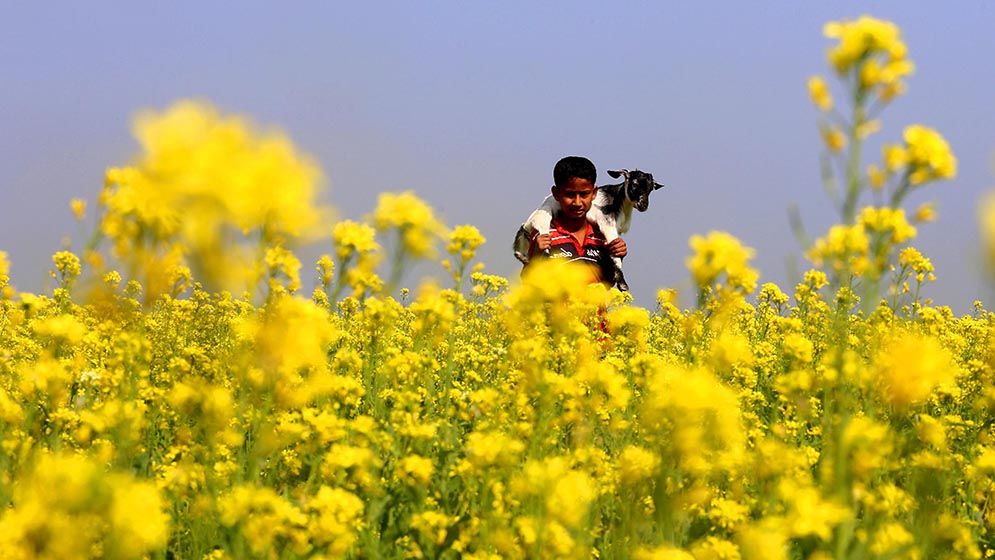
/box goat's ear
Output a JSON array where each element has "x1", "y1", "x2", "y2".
[
  {"x1": 653, "y1": 182, "x2": 665, "y2": 190},
  {"x1": 607, "y1": 169, "x2": 628, "y2": 179}
]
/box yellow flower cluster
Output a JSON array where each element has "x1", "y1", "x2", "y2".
[
  {"x1": 882, "y1": 124, "x2": 959, "y2": 185},
  {"x1": 686, "y1": 231, "x2": 759, "y2": 295},
  {"x1": 330, "y1": 220, "x2": 382, "y2": 297},
  {"x1": 7, "y1": 222, "x2": 991, "y2": 559},
  {"x1": 805, "y1": 15, "x2": 954, "y2": 273},
  {"x1": 373, "y1": 190, "x2": 446, "y2": 258},
  {"x1": 98, "y1": 100, "x2": 331, "y2": 296},
  {"x1": 823, "y1": 15, "x2": 913, "y2": 100},
  {"x1": 0, "y1": 453, "x2": 170, "y2": 559}
]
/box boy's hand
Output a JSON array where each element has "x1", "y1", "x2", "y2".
[
  {"x1": 535, "y1": 233, "x2": 551, "y2": 252},
  {"x1": 608, "y1": 238, "x2": 627, "y2": 258}
]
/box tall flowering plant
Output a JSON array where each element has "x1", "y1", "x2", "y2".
[{"x1": 799, "y1": 15, "x2": 956, "y2": 311}]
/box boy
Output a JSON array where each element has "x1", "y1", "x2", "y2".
[{"x1": 526, "y1": 156, "x2": 627, "y2": 286}]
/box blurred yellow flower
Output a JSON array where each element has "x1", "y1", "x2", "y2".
[
  {"x1": 70, "y1": 198, "x2": 87, "y2": 220},
  {"x1": 822, "y1": 126, "x2": 847, "y2": 152},
  {"x1": 875, "y1": 332, "x2": 958, "y2": 409},
  {"x1": 903, "y1": 124, "x2": 957, "y2": 184},
  {"x1": 686, "y1": 231, "x2": 758, "y2": 294},
  {"x1": 807, "y1": 75, "x2": 833, "y2": 111},
  {"x1": 372, "y1": 190, "x2": 446, "y2": 258},
  {"x1": 823, "y1": 15, "x2": 914, "y2": 101},
  {"x1": 913, "y1": 201, "x2": 936, "y2": 223}
]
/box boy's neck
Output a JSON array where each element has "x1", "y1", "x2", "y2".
[{"x1": 555, "y1": 213, "x2": 588, "y2": 234}]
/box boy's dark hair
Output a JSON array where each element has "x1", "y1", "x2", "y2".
[{"x1": 553, "y1": 156, "x2": 596, "y2": 188}]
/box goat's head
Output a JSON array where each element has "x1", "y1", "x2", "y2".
[{"x1": 607, "y1": 169, "x2": 665, "y2": 212}]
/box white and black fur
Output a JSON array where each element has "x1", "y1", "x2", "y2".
[{"x1": 513, "y1": 169, "x2": 665, "y2": 291}]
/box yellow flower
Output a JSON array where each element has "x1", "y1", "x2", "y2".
[
  {"x1": 465, "y1": 430, "x2": 525, "y2": 468},
  {"x1": 898, "y1": 246, "x2": 934, "y2": 282},
  {"x1": 707, "y1": 498, "x2": 749, "y2": 531},
  {"x1": 100, "y1": 99, "x2": 331, "y2": 291},
  {"x1": 398, "y1": 455, "x2": 435, "y2": 486},
  {"x1": 331, "y1": 220, "x2": 383, "y2": 297},
  {"x1": 316, "y1": 254, "x2": 335, "y2": 287},
  {"x1": 913, "y1": 201, "x2": 936, "y2": 223},
  {"x1": 372, "y1": 191, "x2": 446, "y2": 258},
  {"x1": 0, "y1": 453, "x2": 170, "y2": 559},
  {"x1": 242, "y1": 295, "x2": 341, "y2": 406},
  {"x1": 782, "y1": 332, "x2": 814, "y2": 364},
  {"x1": 686, "y1": 231, "x2": 758, "y2": 293},
  {"x1": 883, "y1": 144, "x2": 907, "y2": 172},
  {"x1": 822, "y1": 126, "x2": 847, "y2": 152},
  {"x1": 823, "y1": 16, "x2": 911, "y2": 99},
  {"x1": 841, "y1": 416, "x2": 893, "y2": 479},
  {"x1": 52, "y1": 250, "x2": 82, "y2": 282},
  {"x1": 617, "y1": 445, "x2": 661, "y2": 484},
  {"x1": 903, "y1": 124, "x2": 957, "y2": 184},
  {"x1": 779, "y1": 479, "x2": 850, "y2": 541},
  {"x1": 641, "y1": 363, "x2": 746, "y2": 476},
  {"x1": 70, "y1": 198, "x2": 87, "y2": 220},
  {"x1": 110, "y1": 477, "x2": 171, "y2": 554},
  {"x1": 867, "y1": 164, "x2": 886, "y2": 190},
  {"x1": 738, "y1": 519, "x2": 789, "y2": 560},
  {"x1": 875, "y1": 332, "x2": 958, "y2": 409},
  {"x1": 332, "y1": 220, "x2": 379, "y2": 262},
  {"x1": 447, "y1": 224, "x2": 486, "y2": 261},
  {"x1": 855, "y1": 118, "x2": 881, "y2": 139},
  {"x1": 807, "y1": 75, "x2": 833, "y2": 111},
  {"x1": 807, "y1": 223, "x2": 870, "y2": 275},
  {"x1": 689, "y1": 536, "x2": 741, "y2": 560},
  {"x1": 33, "y1": 314, "x2": 87, "y2": 344},
  {"x1": 306, "y1": 486, "x2": 364, "y2": 555},
  {"x1": 513, "y1": 457, "x2": 596, "y2": 529},
  {"x1": 264, "y1": 244, "x2": 302, "y2": 293},
  {"x1": 859, "y1": 206, "x2": 916, "y2": 244},
  {"x1": 410, "y1": 511, "x2": 457, "y2": 546},
  {"x1": 869, "y1": 522, "x2": 915, "y2": 557}
]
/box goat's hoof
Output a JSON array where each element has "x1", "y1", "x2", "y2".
[{"x1": 614, "y1": 270, "x2": 629, "y2": 292}]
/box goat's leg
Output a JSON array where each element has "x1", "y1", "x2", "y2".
[
  {"x1": 514, "y1": 207, "x2": 554, "y2": 264},
  {"x1": 593, "y1": 216, "x2": 629, "y2": 292},
  {"x1": 513, "y1": 226, "x2": 531, "y2": 265}
]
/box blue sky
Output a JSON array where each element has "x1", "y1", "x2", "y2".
[{"x1": 3, "y1": 3, "x2": 994, "y2": 311}]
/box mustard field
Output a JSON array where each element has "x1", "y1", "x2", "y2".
[{"x1": 1, "y1": 16, "x2": 992, "y2": 560}]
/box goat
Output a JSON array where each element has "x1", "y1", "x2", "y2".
[{"x1": 513, "y1": 168, "x2": 665, "y2": 291}]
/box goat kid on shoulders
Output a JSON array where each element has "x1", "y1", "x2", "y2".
[{"x1": 513, "y1": 168, "x2": 665, "y2": 292}]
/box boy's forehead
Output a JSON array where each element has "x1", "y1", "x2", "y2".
[{"x1": 558, "y1": 178, "x2": 596, "y2": 191}]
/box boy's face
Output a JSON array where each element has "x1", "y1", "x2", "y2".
[{"x1": 552, "y1": 177, "x2": 597, "y2": 220}]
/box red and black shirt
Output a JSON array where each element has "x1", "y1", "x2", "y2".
[{"x1": 527, "y1": 217, "x2": 615, "y2": 285}]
